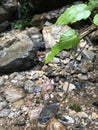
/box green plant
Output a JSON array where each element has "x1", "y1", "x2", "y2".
[
  {"x1": 12, "y1": 19, "x2": 31, "y2": 30},
  {"x1": 20, "y1": 0, "x2": 34, "y2": 19},
  {"x1": 71, "y1": 103, "x2": 82, "y2": 112},
  {"x1": 12, "y1": 0, "x2": 34, "y2": 30},
  {"x1": 45, "y1": 0, "x2": 98, "y2": 64}
]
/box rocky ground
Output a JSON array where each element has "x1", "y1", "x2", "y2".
[
  {"x1": 0, "y1": 26, "x2": 98, "y2": 130},
  {"x1": 0, "y1": 1, "x2": 98, "y2": 129}
]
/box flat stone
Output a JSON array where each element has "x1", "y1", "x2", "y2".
[
  {"x1": 78, "y1": 74, "x2": 88, "y2": 80},
  {"x1": 28, "y1": 107, "x2": 43, "y2": 120},
  {"x1": 63, "y1": 82, "x2": 76, "y2": 92},
  {"x1": 39, "y1": 103, "x2": 59, "y2": 124},
  {"x1": 82, "y1": 49, "x2": 95, "y2": 61},
  {"x1": 0, "y1": 97, "x2": 7, "y2": 111},
  {"x1": 76, "y1": 112, "x2": 88, "y2": 118},
  {"x1": 59, "y1": 115, "x2": 74, "y2": 124},
  {"x1": 0, "y1": 109, "x2": 10, "y2": 117},
  {"x1": 4, "y1": 86, "x2": 25, "y2": 103}
]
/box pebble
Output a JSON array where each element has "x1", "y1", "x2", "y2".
[
  {"x1": 76, "y1": 112, "x2": 88, "y2": 118},
  {"x1": 4, "y1": 86, "x2": 25, "y2": 103},
  {"x1": 8, "y1": 109, "x2": 21, "y2": 118},
  {"x1": 78, "y1": 74, "x2": 88, "y2": 80},
  {"x1": 0, "y1": 96, "x2": 7, "y2": 110},
  {"x1": 47, "y1": 117, "x2": 66, "y2": 130},
  {"x1": 92, "y1": 112, "x2": 98, "y2": 119},
  {"x1": 63, "y1": 82, "x2": 76, "y2": 92},
  {"x1": 82, "y1": 49, "x2": 95, "y2": 61},
  {"x1": 24, "y1": 80, "x2": 35, "y2": 93},
  {"x1": 0, "y1": 109, "x2": 10, "y2": 117},
  {"x1": 32, "y1": 73, "x2": 39, "y2": 80},
  {"x1": 0, "y1": 77, "x2": 4, "y2": 86},
  {"x1": 59, "y1": 115, "x2": 74, "y2": 124},
  {"x1": 28, "y1": 107, "x2": 43, "y2": 120},
  {"x1": 12, "y1": 99, "x2": 24, "y2": 108},
  {"x1": 39, "y1": 103, "x2": 59, "y2": 124},
  {"x1": 33, "y1": 86, "x2": 42, "y2": 93},
  {"x1": 41, "y1": 82, "x2": 54, "y2": 95}
]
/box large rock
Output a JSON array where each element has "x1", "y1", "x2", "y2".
[
  {"x1": 0, "y1": 0, "x2": 17, "y2": 32},
  {"x1": 0, "y1": 27, "x2": 44, "y2": 75}
]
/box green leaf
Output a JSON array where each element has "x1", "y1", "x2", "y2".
[
  {"x1": 55, "y1": 4, "x2": 91, "y2": 25},
  {"x1": 45, "y1": 29, "x2": 80, "y2": 64},
  {"x1": 93, "y1": 14, "x2": 98, "y2": 26},
  {"x1": 87, "y1": 0, "x2": 98, "y2": 11}
]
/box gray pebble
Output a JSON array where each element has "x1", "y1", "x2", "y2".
[
  {"x1": 33, "y1": 86, "x2": 42, "y2": 93},
  {"x1": 24, "y1": 80, "x2": 35, "y2": 93},
  {"x1": 0, "y1": 109, "x2": 10, "y2": 117}
]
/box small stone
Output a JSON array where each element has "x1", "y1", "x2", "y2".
[
  {"x1": 12, "y1": 99, "x2": 24, "y2": 108},
  {"x1": 92, "y1": 113, "x2": 98, "y2": 119},
  {"x1": 32, "y1": 73, "x2": 39, "y2": 80},
  {"x1": 76, "y1": 54, "x2": 82, "y2": 61},
  {"x1": 39, "y1": 103, "x2": 59, "y2": 124},
  {"x1": 24, "y1": 80, "x2": 35, "y2": 93},
  {"x1": 47, "y1": 117, "x2": 66, "y2": 130},
  {"x1": 52, "y1": 57, "x2": 61, "y2": 63},
  {"x1": 44, "y1": 93, "x2": 50, "y2": 100},
  {"x1": 35, "y1": 79, "x2": 43, "y2": 86},
  {"x1": 4, "y1": 86, "x2": 25, "y2": 103},
  {"x1": 76, "y1": 112, "x2": 88, "y2": 118},
  {"x1": 78, "y1": 65, "x2": 88, "y2": 74},
  {"x1": 78, "y1": 74, "x2": 88, "y2": 80},
  {"x1": 41, "y1": 82, "x2": 54, "y2": 95},
  {"x1": 68, "y1": 109, "x2": 77, "y2": 117},
  {"x1": 14, "y1": 115, "x2": 26, "y2": 126},
  {"x1": 28, "y1": 107, "x2": 43, "y2": 120},
  {"x1": 33, "y1": 86, "x2": 42, "y2": 93},
  {"x1": 0, "y1": 77, "x2": 4, "y2": 85},
  {"x1": 82, "y1": 49, "x2": 95, "y2": 61},
  {"x1": 63, "y1": 82, "x2": 76, "y2": 92},
  {"x1": 59, "y1": 115, "x2": 74, "y2": 124},
  {"x1": 87, "y1": 72, "x2": 96, "y2": 82},
  {"x1": 0, "y1": 109, "x2": 10, "y2": 117},
  {"x1": 8, "y1": 109, "x2": 22, "y2": 118},
  {"x1": 79, "y1": 40, "x2": 87, "y2": 48},
  {"x1": 0, "y1": 96, "x2": 7, "y2": 110}
]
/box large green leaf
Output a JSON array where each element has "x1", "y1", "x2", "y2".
[
  {"x1": 45, "y1": 29, "x2": 80, "y2": 64},
  {"x1": 93, "y1": 14, "x2": 98, "y2": 26},
  {"x1": 55, "y1": 4, "x2": 91, "y2": 25}
]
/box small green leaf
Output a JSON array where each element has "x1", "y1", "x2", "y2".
[
  {"x1": 93, "y1": 14, "x2": 98, "y2": 26},
  {"x1": 87, "y1": 0, "x2": 98, "y2": 11},
  {"x1": 45, "y1": 29, "x2": 80, "y2": 64},
  {"x1": 55, "y1": 4, "x2": 91, "y2": 25}
]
